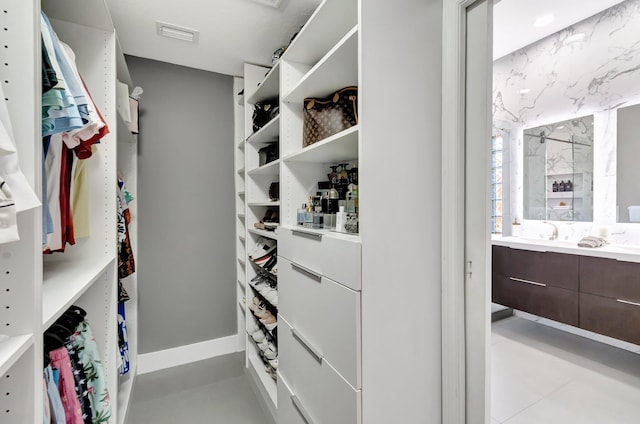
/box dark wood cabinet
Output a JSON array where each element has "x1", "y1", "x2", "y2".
[
  {"x1": 580, "y1": 292, "x2": 640, "y2": 344},
  {"x1": 492, "y1": 244, "x2": 640, "y2": 344}
]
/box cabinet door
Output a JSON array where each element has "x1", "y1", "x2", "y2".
[
  {"x1": 492, "y1": 245, "x2": 579, "y2": 290},
  {"x1": 580, "y1": 256, "x2": 640, "y2": 302},
  {"x1": 580, "y1": 293, "x2": 640, "y2": 345},
  {"x1": 492, "y1": 275, "x2": 579, "y2": 326}
]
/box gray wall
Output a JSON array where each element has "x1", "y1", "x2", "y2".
[{"x1": 126, "y1": 55, "x2": 236, "y2": 353}]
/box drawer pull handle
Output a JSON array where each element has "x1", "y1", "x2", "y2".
[
  {"x1": 292, "y1": 229, "x2": 323, "y2": 240},
  {"x1": 291, "y1": 263, "x2": 322, "y2": 281},
  {"x1": 616, "y1": 299, "x2": 640, "y2": 307},
  {"x1": 291, "y1": 395, "x2": 315, "y2": 424},
  {"x1": 509, "y1": 277, "x2": 546, "y2": 287},
  {"x1": 292, "y1": 328, "x2": 323, "y2": 363}
]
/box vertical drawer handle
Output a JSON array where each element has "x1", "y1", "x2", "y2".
[
  {"x1": 292, "y1": 328, "x2": 323, "y2": 363},
  {"x1": 291, "y1": 263, "x2": 322, "y2": 281},
  {"x1": 291, "y1": 229, "x2": 323, "y2": 240},
  {"x1": 616, "y1": 299, "x2": 640, "y2": 307},
  {"x1": 509, "y1": 277, "x2": 547, "y2": 287},
  {"x1": 291, "y1": 395, "x2": 315, "y2": 424}
]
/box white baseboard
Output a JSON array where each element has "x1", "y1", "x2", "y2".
[{"x1": 137, "y1": 334, "x2": 241, "y2": 375}]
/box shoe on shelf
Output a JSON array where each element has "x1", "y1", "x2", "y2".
[
  {"x1": 264, "y1": 342, "x2": 278, "y2": 360},
  {"x1": 249, "y1": 297, "x2": 265, "y2": 313},
  {"x1": 254, "y1": 254, "x2": 273, "y2": 267},
  {"x1": 264, "y1": 290, "x2": 278, "y2": 307},
  {"x1": 247, "y1": 319, "x2": 260, "y2": 334},
  {"x1": 251, "y1": 329, "x2": 266, "y2": 343},
  {"x1": 259, "y1": 309, "x2": 275, "y2": 322},
  {"x1": 249, "y1": 237, "x2": 277, "y2": 261},
  {"x1": 262, "y1": 255, "x2": 277, "y2": 271},
  {"x1": 257, "y1": 338, "x2": 270, "y2": 351},
  {"x1": 268, "y1": 358, "x2": 278, "y2": 370}
]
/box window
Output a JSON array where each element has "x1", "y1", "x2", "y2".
[{"x1": 491, "y1": 135, "x2": 503, "y2": 234}]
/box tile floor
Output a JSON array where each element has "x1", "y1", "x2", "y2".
[
  {"x1": 127, "y1": 352, "x2": 270, "y2": 424},
  {"x1": 492, "y1": 316, "x2": 640, "y2": 423},
  {"x1": 127, "y1": 319, "x2": 640, "y2": 424}
]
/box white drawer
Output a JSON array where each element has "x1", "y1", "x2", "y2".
[
  {"x1": 278, "y1": 374, "x2": 308, "y2": 424},
  {"x1": 279, "y1": 228, "x2": 361, "y2": 290},
  {"x1": 279, "y1": 257, "x2": 361, "y2": 389},
  {"x1": 279, "y1": 317, "x2": 362, "y2": 424}
]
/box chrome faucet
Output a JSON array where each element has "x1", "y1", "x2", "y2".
[{"x1": 543, "y1": 221, "x2": 558, "y2": 240}]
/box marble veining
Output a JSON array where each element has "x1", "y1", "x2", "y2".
[{"x1": 494, "y1": 0, "x2": 640, "y2": 244}]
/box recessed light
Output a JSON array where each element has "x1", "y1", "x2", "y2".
[
  {"x1": 519, "y1": 88, "x2": 531, "y2": 94},
  {"x1": 533, "y1": 14, "x2": 555, "y2": 27},
  {"x1": 565, "y1": 32, "x2": 586, "y2": 44}
]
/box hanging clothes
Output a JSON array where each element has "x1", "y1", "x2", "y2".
[{"x1": 49, "y1": 347, "x2": 84, "y2": 424}]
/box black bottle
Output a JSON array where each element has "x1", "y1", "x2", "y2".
[
  {"x1": 558, "y1": 180, "x2": 565, "y2": 192},
  {"x1": 565, "y1": 180, "x2": 573, "y2": 192},
  {"x1": 552, "y1": 181, "x2": 558, "y2": 192}
]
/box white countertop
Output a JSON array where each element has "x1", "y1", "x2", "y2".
[{"x1": 492, "y1": 235, "x2": 640, "y2": 263}]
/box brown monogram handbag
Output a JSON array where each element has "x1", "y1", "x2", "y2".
[{"x1": 303, "y1": 86, "x2": 358, "y2": 147}]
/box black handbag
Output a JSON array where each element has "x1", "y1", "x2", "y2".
[
  {"x1": 252, "y1": 98, "x2": 279, "y2": 133},
  {"x1": 258, "y1": 144, "x2": 279, "y2": 167},
  {"x1": 303, "y1": 87, "x2": 358, "y2": 147}
]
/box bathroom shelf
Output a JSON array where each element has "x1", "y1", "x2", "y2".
[{"x1": 547, "y1": 191, "x2": 583, "y2": 199}]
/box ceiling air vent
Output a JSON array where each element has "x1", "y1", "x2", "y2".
[
  {"x1": 155, "y1": 21, "x2": 199, "y2": 43},
  {"x1": 251, "y1": 0, "x2": 283, "y2": 8}
]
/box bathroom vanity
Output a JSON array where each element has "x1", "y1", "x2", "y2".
[{"x1": 492, "y1": 238, "x2": 640, "y2": 345}]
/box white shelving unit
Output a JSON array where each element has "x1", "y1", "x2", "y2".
[
  {"x1": 0, "y1": 0, "x2": 138, "y2": 421},
  {"x1": 234, "y1": 77, "x2": 247, "y2": 352}
]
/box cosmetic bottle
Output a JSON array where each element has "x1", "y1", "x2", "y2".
[
  {"x1": 558, "y1": 180, "x2": 565, "y2": 192},
  {"x1": 552, "y1": 181, "x2": 558, "y2": 193},
  {"x1": 328, "y1": 186, "x2": 339, "y2": 213},
  {"x1": 346, "y1": 184, "x2": 359, "y2": 214},
  {"x1": 511, "y1": 218, "x2": 521, "y2": 237},
  {"x1": 565, "y1": 180, "x2": 572, "y2": 192},
  {"x1": 297, "y1": 204, "x2": 306, "y2": 226},
  {"x1": 304, "y1": 198, "x2": 314, "y2": 228},
  {"x1": 336, "y1": 206, "x2": 347, "y2": 233},
  {"x1": 313, "y1": 206, "x2": 324, "y2": 229}
]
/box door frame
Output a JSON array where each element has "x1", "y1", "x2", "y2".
[{"x1": 442, "y1": 0, "x2": 493, "y2": 422}]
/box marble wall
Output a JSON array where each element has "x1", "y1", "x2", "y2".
[{"x1": 493, "y1": 0, "x2": 640, "y2": 244}]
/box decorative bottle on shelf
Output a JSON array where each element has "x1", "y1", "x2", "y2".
[
  {"x1": 552, "y1": 181, "x2": 558, "y2": 192},
  {"x1": 346, "y1": 184, "x2": 358, "y2": 214},
  {"x1": 304, "y1": 198, "x2": 314, "y2": 228},
  {"x1": 558, "y1": 180, "x2": 565, "y2": 192},
  {"x1": 297, "y1": 204, "x2": 306, "y2": 226},
  {"x1": 565, "y1": 179, "x2": 572, "y2": 192}
]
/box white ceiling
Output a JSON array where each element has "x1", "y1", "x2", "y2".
[
  {"x1": 105, "y1": 0, "x2": 322, "y2": 77},
  {"x1": 494, "y1": 0, "x2": 627, "y2": 59},
  {"x1": 106, "y1": 0, "x2": 626, "y2": 76}
]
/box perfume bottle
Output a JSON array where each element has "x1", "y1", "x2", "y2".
[
  {"x1": 313, "y1": 205, "x2": 324, "y2": 229},
  {"x1": 304, "y1": 197, "x2": 314, "y2": 228},
  {"x1": 558, "y1": 180, "x2": 565, "y2": 192},
  {"x1": 552, "y1": 181, "x2": 558, "y2": 192},
  {"x1": 346, "y1": 184, "x2": 358, "y2": 214},
  {"x1": 335, "y1": 205, "x2": 347, "y2": 233},
  {"x1": 328, "y1": 166, "x2": 339, "y2": 185},
  {"x1": 297, "y1": 204, "x2": 306, "y2": 226},
  {"x1": 565, "y1": 179, "x2": 573, "y2": 192},
  {"x1": 328, "y1": 186, "x2": 339, "y2": 213}
]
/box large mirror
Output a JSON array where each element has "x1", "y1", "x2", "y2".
[
  {"x1": 617, "y1": 104, "x2": 640, "y2": 223},
  {"x1": 523, "y1": 115, "x2": 593, "y2": 222}
]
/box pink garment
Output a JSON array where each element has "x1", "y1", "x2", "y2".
[{"x1": 49, "y1": 347, "x2": 84, "y2": 424}]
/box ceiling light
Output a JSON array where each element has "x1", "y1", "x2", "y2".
[
  {"x1": 565, "y1": 33, "x2": 586, "y2": 44},
  {"x1": 519, "y1": 88, "x2": 531, "y2": 94},
  {"x1": 533, "y1": 14, "x2": 555, "y2": 28},
  {"x1": 251, "y1": 0, "x2": 283, "y2": 8},
  {"x1": 156, "y1": 21, "x2": 199, "y2": 43}
]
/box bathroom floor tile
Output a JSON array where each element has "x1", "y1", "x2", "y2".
[{"x1": 502, "y1": 373, "x2": 640, "y2": 424}]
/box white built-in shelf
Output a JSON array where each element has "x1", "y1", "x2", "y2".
[
  {"x1": 237, "y1": 94, "x2": 244, "y2": 106},
  {"x1": 248, "y1": 201, "x2": 281, "y2": 207},
  {"x1": 248, "y1": 228, "x2": 279, "y2": 240},
  {"x1": 239, "y1": 235, "x2": 246, "y2": 242},
  {"x1": 237, "y1": 167, "x2": 245, "y2": 175},
  {"x1": 238, "y1": 279, "x2": 246, "y2": 290},
  {"x1": 247, "y1": 116, "x2": 280, "y2": 144},
  {"x1": 238, "y1": 141, "x2": 245, "y2": 151},
  {"x1": 283, "y1": 26, "x2": 358, "y2": 103},
  {"x1": 284, "y1": 125, "x2": 358, "y2": 163},
  {"x1": 239, "y1": 300, "x2": 246, "y2": 314},
  {"x1": 283, "y1": 0, "x2": 357, "y2": 65},
  {"x1": 248, "y1": 62, "x2": 280, "y2": 104},
  {"x1": 247, "y1": 344, "x2": 277, "y2": 405},
  {"x1": 238, "y1": 213, "x2": 246, "y2": 219},
  {"x1": 239, "y1": 191, "x2": 246, "y2": 196},
  {"x1": 116, "y1": 113, "x2": 136, "y2": 144},
  {"x1": 117, "y1": 363, "x2": 137, "y2": 424},
  {"x1": 239, "y1": 258, "x2": 246, "y2": 266},
  {"x1": 0, "y1": 334, "x2": 33, "y2": 377},
  {"x1": 547, "y1": 191, "x2": 583, "y2": 199},
  {"x1": 248, "y1": 160, "x2": 281, "y2": 176},
  {"x1": 42, "y1": 256, "x2": 115, "y2": 328}
]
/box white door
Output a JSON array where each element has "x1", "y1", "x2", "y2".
[{"x1": 465, "y1": 1, "x2": 493, "y2": 423}]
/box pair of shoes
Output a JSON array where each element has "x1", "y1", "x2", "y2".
[
  {"x1": 263, "y1": 342, "x2": 277, "y2": 360},
  {"x1": 254, "y1": 253, "x2": 275, "y2": 267},
  {"x1": 251, "y1": 329, "x2": 266, "y2": 343},
  {"x1": 261, "y1": 255, "x2": 277, "y2": 272},
  {"x1": 249, "y1": 237, "x2": 277, "y2": 261}
]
